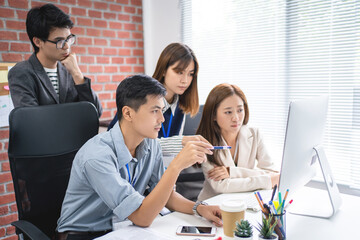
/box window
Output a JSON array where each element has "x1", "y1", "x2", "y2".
[{"x1": 181, "y1": 0, "x2": 360, "y2": 191}]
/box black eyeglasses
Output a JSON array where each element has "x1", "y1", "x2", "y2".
[{"x1": 43, "y1": 34, "x2": 76, "y2": 49}]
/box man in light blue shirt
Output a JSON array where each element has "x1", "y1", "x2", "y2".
[{"x1": 57, "y1": 75, "x2": 222, "y2": 240}]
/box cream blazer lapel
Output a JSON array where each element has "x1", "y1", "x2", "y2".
[{"x1": 219, "y1": 125, "x2": 254, "y2": 168}]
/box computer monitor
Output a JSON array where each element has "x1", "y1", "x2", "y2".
[{"x1": 278, "y1": 95, "x2": 342, "y2": 218}]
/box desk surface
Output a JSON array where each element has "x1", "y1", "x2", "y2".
[{"x1": 97, "y1": 187, "x2": 359, "y2": 240}]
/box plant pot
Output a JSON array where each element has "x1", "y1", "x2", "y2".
[
  {"x1": 234, "y1": 236, "x2": 253, "y2": 240},
  {"x1": 258, "y1": 234, "x2": 278, "y2": 240}
]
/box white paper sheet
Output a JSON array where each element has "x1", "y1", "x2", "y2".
[
  {"x1": 0, "y1": 94, "x2": 14, "y2": 127},
  {"x1": 95, "y1": 224, "x2": 175, "y2": 240}
]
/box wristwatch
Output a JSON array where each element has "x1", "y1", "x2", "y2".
[{"x1": 192, "y1": 201, "x2": 208, "y2": 216}]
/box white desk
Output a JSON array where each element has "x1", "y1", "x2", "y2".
[{"x1": 96, "y1": 187, "x2": 359, "y2": 240}]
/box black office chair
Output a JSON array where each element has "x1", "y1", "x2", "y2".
[
  {"x1": 8, "y1": 102, "x2": 99, "y2": 240},
  {"x1": 176, "y1": 105, "x2": 206, "y2": 201},
  {"x1": 182, "y1": 105, "x2": 204, "y2": 136}
]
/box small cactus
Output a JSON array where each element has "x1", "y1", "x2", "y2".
[{"x1": 234, "y1": 219, "x2": 253, "y2": 238}]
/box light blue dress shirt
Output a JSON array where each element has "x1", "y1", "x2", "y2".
[{"x1": 57, "y1": 123, "x2": 164, "y2": 232}]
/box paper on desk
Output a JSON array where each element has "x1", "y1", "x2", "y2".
[
  {"x1": 0, "y1": 95, "x2": 14, "y2": 127},
  {"x1": 95, "y1": 225, "x2": 175, "y2": 240}
]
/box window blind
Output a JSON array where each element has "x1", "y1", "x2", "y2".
[{"x1": 181, "y1": 0, "x2": 360, "y2": 190}]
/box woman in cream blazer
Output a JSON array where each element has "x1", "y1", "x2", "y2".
[{"x1": 197, "y1": 84, "x2": 279, "y2": 201}]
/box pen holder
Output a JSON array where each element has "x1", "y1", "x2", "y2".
[{"x1": 262, "y1": 210, "x2": 286, "y2": 240}]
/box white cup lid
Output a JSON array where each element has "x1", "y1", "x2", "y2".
[{"x1": 220, "y1": 199, "x2": 247, "y2": 212}]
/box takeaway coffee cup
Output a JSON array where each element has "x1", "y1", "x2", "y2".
[{"x1": 220, "y1": 199, "x2": 247, "y2": 238}]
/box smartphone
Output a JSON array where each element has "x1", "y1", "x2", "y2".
[{"x1": 176, "y1": 225, "x2": 216, "y2": 236}]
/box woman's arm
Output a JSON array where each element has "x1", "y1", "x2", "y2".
[{"x1": 202, "y1": 160, "x2": 272, "y2": 194}]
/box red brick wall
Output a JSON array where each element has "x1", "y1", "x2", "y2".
[{"x1": 0, "y1": 0, "x2": 144, "y2": 239}]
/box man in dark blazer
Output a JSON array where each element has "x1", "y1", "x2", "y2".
[{"x1": 8, "y1": 4, "x2": 102, "y2": 117}]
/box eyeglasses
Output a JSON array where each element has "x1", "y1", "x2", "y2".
[{"x1": 43, "y1": 34, "x2": 76, "y2": 49}]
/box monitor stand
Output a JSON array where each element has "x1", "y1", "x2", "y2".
[{"x1": 288, "y1": 145, "x2": 342, "y2": 218}]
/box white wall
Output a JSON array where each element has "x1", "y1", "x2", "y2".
[{"x1": 142, "y1": 0, "x2": 182, "y2": 75}]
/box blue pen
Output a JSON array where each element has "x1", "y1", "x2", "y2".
[
  {"x1": 268, "y1": 201, "x2": 277, "y2": 214},
  {"x1": 212, "y1": 146, "x2": 231, "y2": 150},
  {"x1": 257, "y1": 192, "x2": 264, "y2": 206}
]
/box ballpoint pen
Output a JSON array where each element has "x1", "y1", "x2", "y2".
[
  {"x1": 268, "y1": 201, "x2": 277, "y2": 214},
  {"x1": 283, "y1": 189, "x2": 289, "y2": 202},
  {"x1": 271, "y1": 184, "x2": 277, "y2": 202},
  {"x1": 254, "y1": 192, "x2": 265, "y2": 212},
  {"x1": 278, "y1": 189, "x2": 289, "y2": 210},
  {"x1": 257, "y1": 192, "x2": 264, "y2": 206},
  {"x1": 284, "y1": 199, "x2": 293, "y2": 210},
  {"x1": 212, "y1": 146, "x2": 231, "y2": 150}
]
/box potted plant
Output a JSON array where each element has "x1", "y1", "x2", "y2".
[
  {"x1": 234, "y1": 219, "x2": 253, "y2": 239},
  {"x1": 255, "y1": 214, "x2": 278, "y2": 240}
]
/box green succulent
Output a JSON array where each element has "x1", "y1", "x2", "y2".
[
  {"x1": 255, "y1": 214, "x2": 278, "y2": 239},
  {"x1": 234, "y1": 219, "x2": 253, "y2": 238}
]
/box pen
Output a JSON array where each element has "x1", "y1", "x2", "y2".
[
  {"x1": 263, "y1": 203, "x2": 271, "y2": 214},
  {"x1": 284, "y1": 199, "x2": 293, "y2": 210},
  {"x1": 268, "y1": 201, "x2": 277, "y2": 215},
  {"x1": 254, "y1": 192, "x2": 265, "y2": 212},
  {"x1": 283, "y1": 189, "x2": 289, "y2": 203},
  {"x1": 278, "y1": 192, "x2": 282, "y2": 212},
  {"x1": 212, "y1": 146, "x2": 231, "y2": 150},
  {"x1": 279, "y1": 189, "x2": 289, "y2": 210},
  {"x1": 271, "y1": 184, "x2": 277, "y2": 201},
  {"x1": 257, "y1": 192, "x2": 264, "y2": 206}
]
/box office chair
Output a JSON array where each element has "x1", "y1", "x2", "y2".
[
  {"x1": 8, "y1": 102, "x2": 99, "y2": 240},
  {"x1": 176, "y1": 105, "x2": 206, "y2": 201}
]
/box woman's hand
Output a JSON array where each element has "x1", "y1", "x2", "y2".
[
  {"x1": 270, "y1": 172, "x2": 280, "y2": 188},
  {"x1": 182, "y1": 135, "x2": 211, "y2": 147},
  {"x1": 207, "y1": 166, "x2": 230, "y2": 181}
]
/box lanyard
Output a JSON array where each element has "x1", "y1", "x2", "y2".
[
  {"x1": 125, "y1": 163, "x2": 136, "y2": 187},
  {"x1": 161, "y1": 113, "x2": 173, "y2": 138}
]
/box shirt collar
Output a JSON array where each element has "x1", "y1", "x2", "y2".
[
  {"x1": 110, "y1": 123, "x2": 150, "y2": 165},
  {"x1": 163, "y1": 94, "x2": 179, "y2": 116}
]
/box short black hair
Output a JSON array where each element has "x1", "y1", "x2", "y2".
[
  {"x1": 26, "y1": 4, "x2": 73, "y2": 53},
  {"x1": 116, "y1": 75, "x2": 166, "y2": 121}
]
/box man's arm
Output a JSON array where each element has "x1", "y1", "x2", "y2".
[
  {"x1": 61, "y1": 53, "x2": 103, "y2": 116},
  {"x1": 128, "y1": 141, "x2": 214, "y2": 227},
  {"x1": 166, "y1": 190, "x2": 223, "y2": 227},
  {"x1": 8, "y1": 68, "x2": 39, "y2": 108}
]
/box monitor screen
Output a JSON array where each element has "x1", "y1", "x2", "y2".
[
  {"x1": 278, "y1": 95, "x2": 341, "y2": 218},
  {"x1": 278, "y1": 96, "x2": 328, "y2": 195}
]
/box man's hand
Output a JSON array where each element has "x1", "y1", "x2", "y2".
[
  {"x1": 207, "y1": 166, "x2": 230, "y2": 181},
  {"x1": 196, "y1": 205, "x2": 223, "y2": 227},
  {"x1": 169, "y1": 141, "x2": 213, "y2": 172},
  {"x1": 182, "y1": 135, "x2": 211, "y2": 147},
  {"x1": 61, "y1": 53, "x2": 84, "y2": 84}
]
